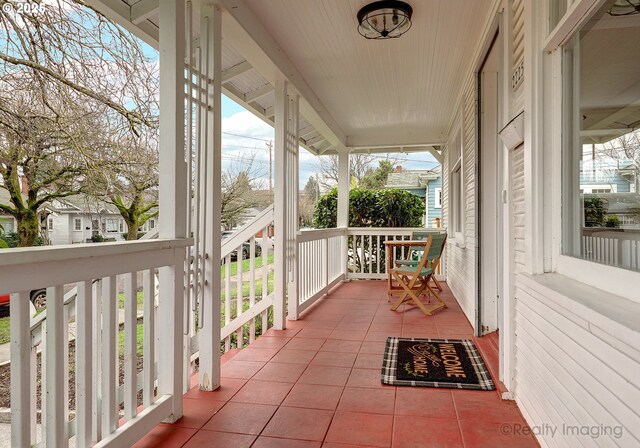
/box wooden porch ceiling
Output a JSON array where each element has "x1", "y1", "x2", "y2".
[{"x1": 89, "y1": 0, "x2": 495, "y2": 155}]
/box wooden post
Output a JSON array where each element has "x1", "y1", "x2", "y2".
[
  {"x1": 337, "y1": 149, "x2": 350, "y2": 277},
  {"x1": 198, "y1": 0, "x2": 223, "y2": 392},
  {"x1": 10, "y1": 291, "x2": 31, "y2": 447},
  {"x1": 158, "y1": 0, "x2": 187, "y2": 421},
  {"x1": 274, "y1": 79, "x2": 288, "y2": 329},
  {"x1": 287, "y1": 93, "x2": 300, "y2": 320}
]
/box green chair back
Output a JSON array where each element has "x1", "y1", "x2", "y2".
[{"x1": 409, "y1": 231, "x2": 446, "y2": 260}]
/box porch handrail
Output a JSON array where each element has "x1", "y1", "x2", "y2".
[
  {"x1": 206, "y1": 204, "x2": 276, "y2": 354},
  {"x1": 346, "y1": 227, "x2": 447, "y2": 280},
  {"x1": 220, "y1": 205, "x2": 274, "y2": 258},
  {"x1": 7, "y1": 238, "x2": 191, "y2": 447},
  {"x1": 29, "y1": 228, "x2": 161, "y2": 356},
  {"x1": 292, "y1": 227, "x2": 348, "y2": 318}
]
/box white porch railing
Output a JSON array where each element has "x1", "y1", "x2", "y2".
[
  {"x1": 289, "y1": 226, "x2": 446, "y2": 319},
  {"x1": 294, "y1": 228, "x2": 347, "y2": 316},
  {"x1": 581, "y1": 228, "x2": 640, "y2": 271},
  {"x1": 347, "y1": 227, "x2": 446, "y2": 280},
  {"x1": 3, "y1": 239, "x2": 190, "y2": 448},
  {"x1": 217, "y1": 205, "x2": 275, "y2": 352}
]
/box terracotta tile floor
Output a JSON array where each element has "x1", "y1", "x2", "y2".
[{"x1": 135, "y1": 281, "x2": 539, "y2": 448}]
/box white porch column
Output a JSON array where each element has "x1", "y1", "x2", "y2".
[
  {"x1": 274, "y1": 79, "x2": 299, "y2": 328},
  {"x1": 198, "y1": 1, "x2": 223, "y2": 391},
  {"x1": 158, "y1": 0, "x2": 187, "y2": 422},
  {"x1": 337, "y1": 149, "x2": 350, "y2": 276},
  {"x1": 287, "y1": 92, "x2": 300, "y2": 320}
]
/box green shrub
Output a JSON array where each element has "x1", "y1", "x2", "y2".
[{"x1": 605, "y1": 215, "x2": 621, "y2": 228}]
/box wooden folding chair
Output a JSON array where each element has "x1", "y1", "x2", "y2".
[
  {"x1": 389, "y1": 233, "x2": 448, "y2": 315},
  {"x1": 395, "y1": 230, "x2": 446, "y2": 291}
]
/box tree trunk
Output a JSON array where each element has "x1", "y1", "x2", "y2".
[
  {"x1": 17, "y1": 210, "x2": 40, "y2": 247},
  {"x1": 126, "y1": 219, "x2": 138, "y2": 240}
]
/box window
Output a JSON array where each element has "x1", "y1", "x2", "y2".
[
  {"x1": 48, "y1": 217, "x2": 53, "y2": 231},
  {"x1": 449, "y1": 128, "x2": 464, "y2": 236},
  {"x1": 74, "y1": 218, "x2": 82, "y2": 231},
  {"x1": 434, "y1": 188, "x2": 442, "y2": 209},
  {"x1": 105, "y1": 219, "x2": 119, "y2": 233},
  {"x1": 149, "y1": 219, "x2": 156, "y2": 230},
  {"x1": 0, "y1": 218, "x2": 14, "y2": 233},
  {"x1": 562, "y1": 4, "x2": 640, "y2": 273},
  {"x1": 119, "y1": 220, "x2": 124, "y2": 233}
]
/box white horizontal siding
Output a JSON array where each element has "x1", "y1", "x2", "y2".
[
  {"x1": 511, "y1": 146, "x2": 526, "y2": 272},
  {"x1": 514, "y1": 275, "x2": 640, "y2": 447},
  {"x1": 444, "y1": 76, "x2": 477, "y2": 329}
]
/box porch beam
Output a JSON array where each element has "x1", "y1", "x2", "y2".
[
  {"x1": 86, "y1": 0, "x2": 159, "y2": 48},
  {"x1": 221, "y1": 60, "x2": 252, "y2": 83},
  {"x1": 198, "y1": 1, "x2": 223, "y2": 392},
  {"x1": 218, "y1": 0, "x2": 347, "y2": 148},
  {"x1": 130, "y1": 0, "x2": 159, "y2": 25},
  {"x1": 158, "y1": 0, "x2": 187, "y2": 421},
  {"x1": 273, "y1": 79, "x2": 288, "y2": 329},
  {"x1": 305, "y1": 134, "x2": 325, "y2": 146},
  {"x1": 245, "y1": 84, "x2": 274, "y2": 103},
  {"x1": 265, "y1": 106, "x2": 275, "y2": 121},
  {"x1": 426, "y1": 145, "x2": 443, "y2": 164}
]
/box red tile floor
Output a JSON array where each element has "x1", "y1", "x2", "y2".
[{"x1": 135, "y1": 281, "x2": 539, "y2": 448}]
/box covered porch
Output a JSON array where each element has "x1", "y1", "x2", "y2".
[
  {"x1": 135, "y1": 281, "x2": 535, "y2": 448},
  {"x1": 3, "y1": 0, "x2": 639, "y2": 447}
]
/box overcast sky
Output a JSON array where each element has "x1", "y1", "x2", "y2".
[{"x1": 220, "y1": 95, "x2": 440, "y2": 190}]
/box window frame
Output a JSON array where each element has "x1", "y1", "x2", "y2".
[
  {"x1": 449, "y1": 124, "x2": 465, "y2": 241},
  {"x1": 548, "y1": 0, "x2": 640, "y2": 302},
  {"x1": 434, "y1": 187, "x2": 442, "y2": 209}
]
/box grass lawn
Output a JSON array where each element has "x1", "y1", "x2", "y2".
[
  {"x1": 0, "y1": 316, "x2": 9, "y2": 345},
  {"x1": 118, "y1": 291, "x2": 145, "y2": 309},
  {"x1": 117, "y1": 321, "x2": 144, "y2": 356},
  {"x1": 221, "y1": 254, "x2": 274, "y2": 277}
]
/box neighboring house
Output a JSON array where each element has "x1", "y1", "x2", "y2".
[
  {"x1": 1, "y1": 187, "x2": 158, "y2": 244},
  {"x1": 580, "y1": 157, "x2": 637, "y2": 194},
  {"x1": 43, "y1": 195, "x2": 128, "y2": 244},
  {"x1": 385, "y1": 166, "x2": 442, "y2": 228},
  {"x1": 0, "y1": 188, "x2": 17, "y2": 235},
  {"x1": 580, "y1": 156, "x2": 640, "y2": 228}
]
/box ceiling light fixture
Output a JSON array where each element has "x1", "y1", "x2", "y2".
[
  {"x1": 607, "y1": 0, "x2": 640, "y2": 16},
  {"x1": 357, "y1": 1, "x2": 413, "y2": 39}
]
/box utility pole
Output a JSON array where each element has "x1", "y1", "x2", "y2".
[{"x1": 267, "y1": 140, "x2": 273, "y2": 197}]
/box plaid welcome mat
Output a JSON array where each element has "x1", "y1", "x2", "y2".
[{"x1": 381, "y1": 337, "x2": 495, "y2": 390}]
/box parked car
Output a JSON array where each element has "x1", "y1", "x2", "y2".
[
  {"x1": 221, "y1": 231, "x2": 262, "y2": 261},
  {"x1": 0, "y1": 289, "x2": 48, "y2": 310}
]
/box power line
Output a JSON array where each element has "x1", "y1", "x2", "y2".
[{"x1": 222, "y1": 131, "x2": 273, "y2": 142}]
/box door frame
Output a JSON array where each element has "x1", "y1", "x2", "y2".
[{"x1": 474, "y1": 12, "x2": 515, "y2": 391}]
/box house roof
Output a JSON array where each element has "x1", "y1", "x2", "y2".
[
  {"x1": 385, "y1": 168, "x2": 440, "y2": 189},
  {"x1": 49, "y1": 195, "x2": 122, "y2": 215}
]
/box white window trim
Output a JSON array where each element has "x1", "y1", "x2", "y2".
[
  {"x1": 73, "y1": 217, "x2": 82, "y2": 232},
  {"x1": 450, "y1": 126, "x2": 464, "y2": 242},
  {"x1": 546, "y1": 0, "x2": 640, "y2": 304},
  {"x1": 434, "y1": 187, "x2": 442, "y2": 209}
]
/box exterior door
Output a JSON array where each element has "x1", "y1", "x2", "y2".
[{"x1": 478, "y1": 36, "x2": 503, "y2": 335}]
